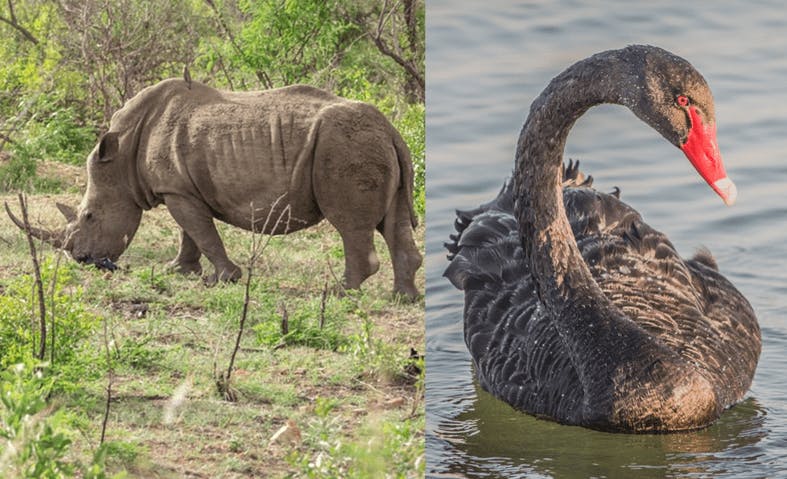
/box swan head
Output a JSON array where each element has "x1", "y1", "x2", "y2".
[{"x1": 624, "y1": 45, "x2": 735, "y2": 206}]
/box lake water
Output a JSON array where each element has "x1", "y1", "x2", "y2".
[{"x1": 425, "y1": 1, "x2": 787, "y2": 477}]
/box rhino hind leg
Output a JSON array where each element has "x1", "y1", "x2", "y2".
[
  {"x1": 377, "y1": 189, "x2": 422, "y2": 300},
  {"x1": 312, "y1": 129, "x2": 392, "y2": 292},
  {"x1": 340, "y1": 228, "x2": 381, "y2": 290},
  {"x1": 312, "y1": 105, "x2": 423, "y2": 298},
  {"x1": 168, "y1": 229, "x2": 203, "y2": 276},
  {"x1": 163, "y1": 195, "x2": 242, "y2": 284}
]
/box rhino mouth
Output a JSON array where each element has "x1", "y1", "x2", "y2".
[
  {"x1": 6, "y1": 202, "x2": 121, "y2": 273},
  {"x1": 76, "y1": 255, "x2": 118, "y2": 272}
]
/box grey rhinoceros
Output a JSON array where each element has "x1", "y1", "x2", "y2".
[{"x1": 6, "y1": 77, "x2": 422, "y2": 299}]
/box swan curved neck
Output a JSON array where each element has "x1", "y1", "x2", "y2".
[
  {"x1": 514, "y1": 51, "x2": 636, "y2": 306},
  {"x1": 512, "y1": 50, "x2": 655, "y2": 417}
]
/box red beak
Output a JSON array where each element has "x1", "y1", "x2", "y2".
[{"x1": 679, "y1": 106, "x2": 736, "y2": 206}]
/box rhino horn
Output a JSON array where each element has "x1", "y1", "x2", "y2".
[
  {"x1": 4, "y1": 201, "x2": 65, "y2": 249},
  {"x1": 56, "y1": 202, "x2": 77, "y2": 223}
]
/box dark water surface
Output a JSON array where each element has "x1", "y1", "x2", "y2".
[{"x1": 426, "y1": 2, "x2": 787, "y2": 477}]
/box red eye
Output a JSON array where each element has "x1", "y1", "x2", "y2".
[{"x1": 677, "y1": 95, "x2": 690, "y2": 107}]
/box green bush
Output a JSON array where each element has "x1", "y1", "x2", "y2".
[
  {"x1": 393, "y1": 103, "x2": 425, "y2": 218},
  {"x1": 115, "y1": 336, "x2": 164, "y2": 371},
  {"x1": 0, "y1": 259, "x2": 101, "y2": 386},
  {"x1": 0, "y1": 364, "x2": 74, "y2": 478},
  {"x1": 0, "y1": 148, "x2": 63, "y2": 192},
  {"x1": 0, "y1": 93, "x2": 95, "y2": 192},
  {"x1": 233, "y1": 0, "x2": 355, "y2": 87},
  {"x1": 342, "y1": 313, "x2": 401, "y2": 382},
  {"x1": 20, "y1": 102, "x2": 96, "y2": 166},
  {"x1": 0, "y1": 364, "x2": 119, "y2": 478}
]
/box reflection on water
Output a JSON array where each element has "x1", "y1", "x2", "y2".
[
  {"x1": 438, "y1": 380, "x2": 767, "y2": 479},
  {"x1": 426, "y1": 1, "x2": 787, "y2": 477}
]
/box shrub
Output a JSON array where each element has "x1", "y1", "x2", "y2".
[
  {"x1": 0, "y1": 363, "x2": 74, "y2": 478},
  {"x1": 18, "y1": 94, "x2": 96, "y2": 166},
  {"x1": 393, "y1": 103, "x2": 425, "y2": 218},
  {"x1": 0, "y1": 364, "x2": 120, "y2": 478},
  {"x1": 0, "y1": 93, "x2": 95, "y2": 192},
  {"x1": 0, "y1": 259, "x2": 101, "y2": 388},
  {"x1": 0, "y1": 148, "x2": 62, "y2": 192}
]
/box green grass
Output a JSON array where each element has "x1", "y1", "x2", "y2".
[{"x1": 0, "y1": 192, "x2": 424, "y2": 478}]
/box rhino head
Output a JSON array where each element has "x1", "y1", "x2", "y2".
[{"x1": 6, "y1": 132, "x2": 143, "y2": 270}]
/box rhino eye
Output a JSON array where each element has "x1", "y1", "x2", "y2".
[{"x1": 84, "y1": 212, "x2": 93, "y2": 220}]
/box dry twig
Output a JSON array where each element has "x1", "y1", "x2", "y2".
[
  {"x1": 100, "y1": 316, "x2": 113, "y2": 444},
  {"x1": 319, "y1": 277, "x2": 328, "y2": 329},
  {"x1": 17, "y1": 194, "x2": 46, "y2": 360},
  {"x1": 0, "y1": 0, "x2": 39, "y2": 44},
  {"x1": 217, "y1": 194, "x2": 291, "y2": 401}
]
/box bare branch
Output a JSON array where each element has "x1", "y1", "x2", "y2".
[
  {"x1": 17, "y1": 194, "x2": 47, "y2": 361},
  {"x1": 218, "y1": 194, "x2": 291, "y2": 401},
  {"x1": 354, "y1": 0, "x2": 424, "y2": 102},
  {"x1": 225, "y1": 254, "x2": 253, "y2": 388},
  {"x1": 403, "y1": 0, "x2": 419, "y2": 56},
  {"x1": 372, "y1": 35, "x2": 424, "y2": 99},
  {"x1": 47, "y1": 248, "x2": 66, "y2": 365},
  {"x1": 0, "y1": 0, "x2": 39, "y2": 44},
  {"x1": 319, "y1": 278, "x2": 327, "y2": 330},
  {"x1": 100, "y1": 316, "x2": 113, "y2": 444},
  {"x1": 210, "y1": 43, "x2": 235, "y2": 90}
]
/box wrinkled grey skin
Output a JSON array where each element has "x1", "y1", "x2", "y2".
[{"x1": 8, "y1": 78, "x2": 422, "y2": 299}]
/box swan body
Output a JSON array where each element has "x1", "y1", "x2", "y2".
[{"x1": 445, "y1": 46, "x2": 760, "y2": 433}]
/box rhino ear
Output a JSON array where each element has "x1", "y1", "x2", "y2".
[
  {"x1": 97, "y1": 132, "x2": 119, "y2": 162},
  {"x1": 55, "y1": 202, "x2": 77, "y2": 223}
]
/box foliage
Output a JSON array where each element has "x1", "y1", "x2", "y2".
[
  {"x1": 0, "y1": 93, "x2": 95, "y2": 190},
  {"x1": 0, "y1": 1, "x2": 63, "y2": 95},
  {"x1": 0, "y1": 364, "x2": 74, "y2": 478},
  {"x1": 17, "y1": 96, "x2": 97, "y2": 166},
  {"x1": 0, "y1": 1, "x2": 424, "y2": 474},
  {"x1": 287, "y1": 396, "x2": 348, "y2": 477},
  {"x1": 343, "y1": 311, "x2": 401, "y2": 381},
  {"x1": 89, "y1": 441, "x2": 138, "y2": 477},
  {"x1": 393, "y1": 103, "x2": 425, "y2": 217},
  {"x1": 0, "y1": 364, "x2": 121, "y2": 478},
  {"x1": 344, "y1": 414, "x2": 425, "y2": 478},
  {"x1": 340, "y1": 0, "x2": 425, "y2": 103},
  {"x1": 0, "y1": 150, "x2": 60, "y2": 191},
  {"x1": 202, "y1": 0, "x2": 423, "y2": 100},
  {"x1": 115, "y1": 335, "x2": 163, "y2": 371},
  {"x1": 231, "y1": 0, "x2": 356, "y2": 88},
  {"x1": 0, "y1": 205, "x2": 424, "y2": 475},
  {"x1": 0, "y1": 258, "x2": 101, "y2": 386}
]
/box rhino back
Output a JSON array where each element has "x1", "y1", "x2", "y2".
[{"x1": 124, "y1": 81, "x2": 342, "y2": 231}]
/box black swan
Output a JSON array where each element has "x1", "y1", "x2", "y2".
[{"x1": 444, "y1": 45, "x2": 761, "y2": 433}]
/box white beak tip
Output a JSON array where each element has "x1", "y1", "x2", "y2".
[{"x1": 713, "y1": 177, "x2": 737, "y2": 206}]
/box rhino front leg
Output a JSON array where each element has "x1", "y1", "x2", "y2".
[
  {"x1": 168, "y1": 229, "x2": 203, "y2": 276},
  {"x1": 163, "y1": 195, "x2": 242, "y2": 284}
]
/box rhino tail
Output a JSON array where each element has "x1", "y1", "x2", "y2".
[{"x1": 392, "y1": 130, "x2": 418, "y2": 229}]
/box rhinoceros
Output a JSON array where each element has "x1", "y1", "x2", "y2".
[{"x1": 6, "y1": 77, "x2": 422, "y2": 299}]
